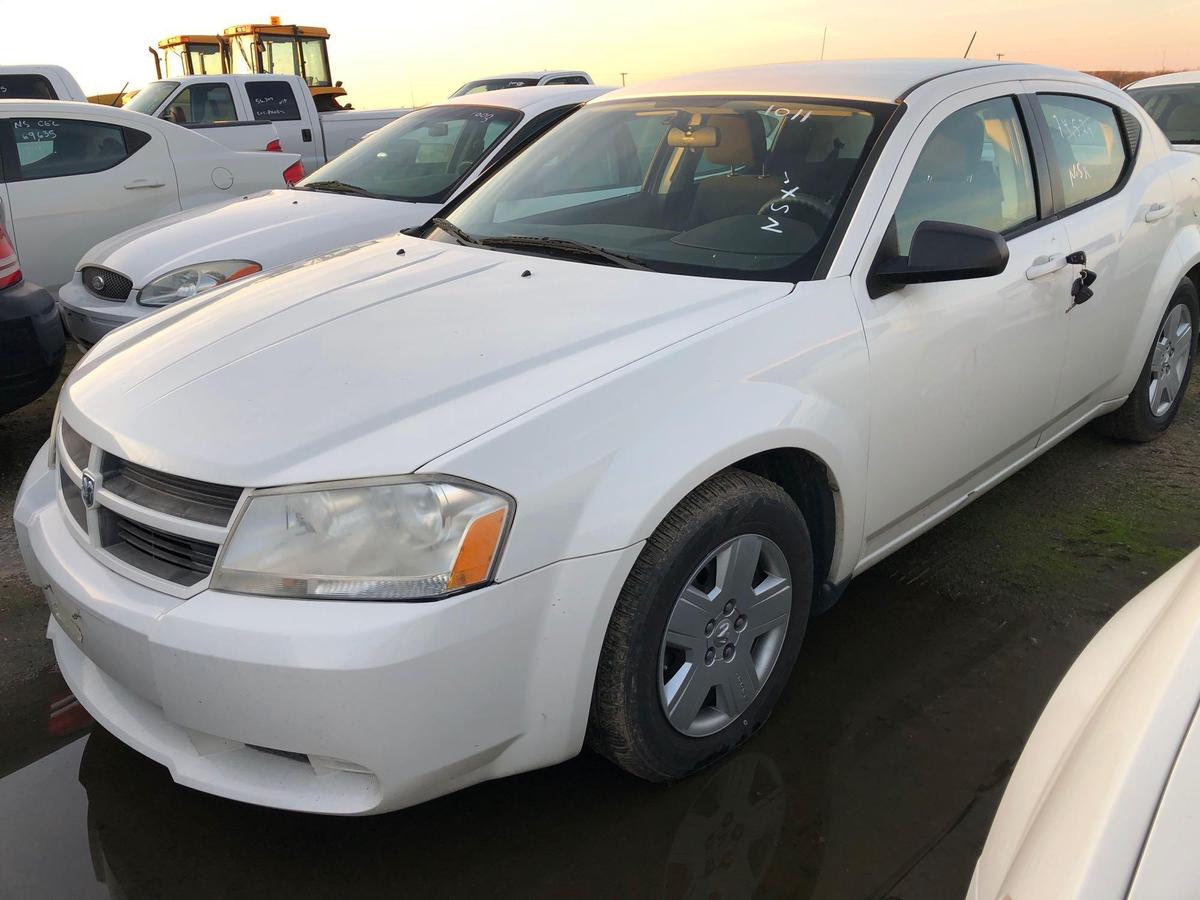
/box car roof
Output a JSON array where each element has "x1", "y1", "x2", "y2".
[
  {"x1": 1126, "y1": 70, "x2": 1200, "y2": 90},
  {"x1": 439, "y1": 84, "x2": 612, "y2": 111},
  {"x1": 0, "y1": 98, "x2": 125, "y2": 116},
  {"x1": 467, "y1": 70, "x2": 587, "y2": 81},
  {"x1": 595, "y1": 58, "x2": 1094, "y2": 104}
]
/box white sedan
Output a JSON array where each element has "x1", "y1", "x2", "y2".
[
  {"x1": 15, "y1": 59, "x2": 1200, "y2": 815},
  {"x1": 1127, "y1": 71, "x2": 1200, "y2": 152},
  {"x1": 57, "y1": 85, "x2": 610, "y2": 346},
  {"x1": 0, "y1": 100, "x2": 300, "y2": 291},
  {"x1": 969, "y1": 548, "x2": 1200, "y2": 898}
]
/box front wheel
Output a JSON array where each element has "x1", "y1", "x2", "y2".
[
  {"x1": 588, "y1": 469, "x2": 813, "y2": 782},
  {"x1": 1096, "y1": 278, "x2": 1197, "y2": 442}
]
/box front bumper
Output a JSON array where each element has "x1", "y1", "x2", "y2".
[
  {"x1": 15, "y1": 454, "x2": 640, "y2": 814},
  {"x1": 58, "y1": 277, "x2": 145, "y2": 347},
  {"x1": 0, "y1": 280, "x2": 65, "y2": 415}
]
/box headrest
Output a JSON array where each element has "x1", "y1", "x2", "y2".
[
  {"x1": 704, "y1": 114, "x2": 761, "y2": 167},
  {"x1": 913, "y1": 112, "x2": 984, "y2": 180}
]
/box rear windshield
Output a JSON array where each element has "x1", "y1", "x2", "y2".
[
  {"x1": 298, "y1": 104, "x2": 522, "y2": 203},
  {"x1": 451, "y1": 78, "x2": 540, "y2": 97},
  {"x1": 1128, "y1": 84, "x2": 1200, "y2": 144},
  {"x1": 435, "y1": 95, "x2": 893, "y2": 282},
  {"x1": 0, "y1": 75, "x2": 57, "y2": 100}
]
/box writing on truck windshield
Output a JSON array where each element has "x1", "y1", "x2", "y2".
[{"x1": 433, "y1": 96, "x2": 890, "y2": 282}]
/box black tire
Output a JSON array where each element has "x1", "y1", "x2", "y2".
[
  {"x1": 587, "y1": 468, "x2": 814, "y2": 782},
  {"x1": 1096, "y1": 279, "x2": 1198, "y2": 442}
]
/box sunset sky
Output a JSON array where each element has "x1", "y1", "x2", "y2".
[{"x1": 10, "y1": 0, "x2": 1199, "y2": 109}]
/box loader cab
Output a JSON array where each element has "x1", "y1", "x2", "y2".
[{"x1": 158, "y1": 35, "x2": 225, "y2": 78}]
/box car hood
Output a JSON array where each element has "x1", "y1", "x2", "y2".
[
  {"x1": 80, "y1": 189, "x2": 436, "y2": 288},
  {"x1": 62, "y1": 237, "x2": 792, "y2": 487}
]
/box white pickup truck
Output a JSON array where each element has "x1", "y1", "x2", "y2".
[
  {"x1": 124, "y1": 74, "x2": 409, "y2": 174},
  {"x1": 0, "y1": 65, "x2": 87, "y2": 102}
]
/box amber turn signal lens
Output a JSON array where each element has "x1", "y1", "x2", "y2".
[{"x1": 448, "y1": 507, "x2": 508, "y2": 590}]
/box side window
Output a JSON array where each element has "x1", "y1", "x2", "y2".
[
  {"x1": 245, "y1": 81, "x2": 302, "y2": 122},
  {"x1": 892, "y1": 97, "x2": 1038, "y2": 256},
  {"x1": 540, "y1": 114, "x2": 671, "y2": 193},
  {"x1": 1036, "y1": 94, "x2": 1129, "y2": 209},
  {"x1": 544, "y1": 76, "x2": 588, "y2": 86},
  {"x1": 163, "y1": 83, "x2": 238, "y2": 125},
  {"x1": 0, "y1": 75, "x2": 57, "y2": 100},
  {"x1": 6, "y1": 118, "x2": 141, "y2": 180}
]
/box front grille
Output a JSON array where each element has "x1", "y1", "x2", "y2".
[
  {"x1": 59, "y1": 466, "x2": 86, "y2": 529},
  {"x1": 81, "y1": 266, "x2": 133, "y2": 302},
  {"x1": 99, "y1": 509, "x2": 220, "y2": 586},
  {"x1": 60, "y1": 420, "x2": 91, "y2": 470},
  {"x1": 57, "y1": 417, "x2": 244, "y2": 590},
  {"x1": 101, "y1": 455, "x2": 241, "y2": 527}
]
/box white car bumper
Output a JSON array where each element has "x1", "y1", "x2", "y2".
[
  {"x1": 58, "y1": 278, "x2": 146, "y2": 347},
  {"x1": 15, "y1": 452, "x2": 640, "y2": 815}
]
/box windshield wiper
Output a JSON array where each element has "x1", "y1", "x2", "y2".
[
  {"x1": 478, "y1": 235, "x2": 652, "y2": 271},
  {"x1": 430, "y1": 217, "x2": 486, "y2": 247},
  {"x1": 297, "y1": 180, "x2": 382, "y2": 198}
]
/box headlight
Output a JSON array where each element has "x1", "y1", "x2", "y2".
[
  {"x1": 137, "y1": 260, "x2": 261, "y2": 307},
  {"x1": 211, "y1": 478, "x2": 512, "y2": 600}
]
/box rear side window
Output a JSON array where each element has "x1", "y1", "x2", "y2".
[
  {"x1": 544, "y1": 76, "x2": 589, "y2": 86},
  {"x1": 1036, "y1": 94, "x2": 1130, "y2": 209},
  {"x1": 1127, "y1": 84, "x2": 1200, "y2": 145},
  {"x1": 162, "y1": 83, "x2": 238, "y2": 125},
  {"x1": 4, "y1": 118, "x2": 146, "y2": 180},
  {"x1": 892, "y1": 96, "x2": 1038, "y2": 256},
  {"x1": 0, "y1": 75, "x2": 57, "y2": 100},
  {"x1": 245, "y1": 81, "x2": 302, "y2": 122}
]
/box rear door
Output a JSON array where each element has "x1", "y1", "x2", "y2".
[
  {"x1": 243, "y1": 79, "x2": 319, "y2": 172},
  {"x1": 849, "y1": 86, "x2": 1073, "y2": 564},
  {"x1": 1024, "y1": 87, "x2": 1178, "y2": 421},
  {"x1": 0, "y1": 112, "x2": 179, "y2": 289}
]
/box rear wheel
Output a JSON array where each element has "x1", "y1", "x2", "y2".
[
  {"x1": 588, "y1": 469, "x2": 813, "y2": 782},
  {"x1": 1096, "y1": 279, "x2": 1197, "y2": 442}
]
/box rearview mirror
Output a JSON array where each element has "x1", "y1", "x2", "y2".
[
  {"x1": 871, "y1": 220, "x2": 1009, "y2": 296},
  {"x1": 667, "y1": 125, "x2": 718, "y2": 149}
]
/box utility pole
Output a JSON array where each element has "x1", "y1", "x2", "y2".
[
  {"x1": 620, "y1": 72, "x2": 628, "y2": 86},
  {"x1": 996, "y1": 52, "x2": 1005, "y2": 62},
  {"x1": 820, "y1": 26, "x2": 827, "y2": 60}
]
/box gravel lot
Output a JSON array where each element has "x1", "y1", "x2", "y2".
[{"x1": 0, "y1": 354, "x2": 1197, "y2": 898}]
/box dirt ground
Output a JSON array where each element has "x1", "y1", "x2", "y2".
[{"x1": 0, "y1": 355, "x2": 1197, "y2": 899}]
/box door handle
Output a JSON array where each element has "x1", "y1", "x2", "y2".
[
  {"x1": 1145, "y1": 202, "x2": 1173, "y2": 223},
  {"x1": 1025, "y1": 254, "x2": 1066, "y2": 280},
  {"x1": 123, "y1": 179, "x2": 165, "y2": 190}
]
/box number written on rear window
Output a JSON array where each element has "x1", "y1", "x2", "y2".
[
  {"x1": 4, "y1": 119, "x2": 148, "y2": 180},
  {"x1": 1036, "y1": 94, "x2": 1130, "y2": 209},
  {"x1": 245, "y1": 81, "x2": 302, "y2": 122}
]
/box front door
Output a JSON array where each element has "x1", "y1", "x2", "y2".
[{"x1": 850, "y1": 87, "x2": 1073, "y2": 565}]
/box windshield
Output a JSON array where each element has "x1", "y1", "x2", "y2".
[
  {"x1": 125, "y1": 81, "x2": 180, "y2": 115},
  {"x1": 298, "y1": 104, "x2": 522, "y2": 203},
  {"x1": 187, "y1": 44, "x2": 223, "y2": 76},
  {"x1": 452, "y1": 78, "x2": 540, "y2": 97},
  {"x1": 436, "y1": 96, "x2": 890, "y2": 281},
  {"x1": 299, "y1": 37, "x2": 331, "y2": 86},
  {"x1": 1128, "y1": 84, "x2": 1200, "y2": 144}
]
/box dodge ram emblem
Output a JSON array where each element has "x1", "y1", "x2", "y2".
[{"x1": 80, "y1": 472, "x2": 96, "y2": 509}]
